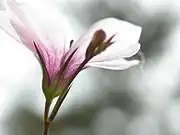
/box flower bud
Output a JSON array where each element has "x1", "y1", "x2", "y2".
[
  {"x1": 86, "y1": 29, "x2": 114, "y2": 59},
  {"x1": 86, "y1": 29, "x2": 106, "y2": 59}
]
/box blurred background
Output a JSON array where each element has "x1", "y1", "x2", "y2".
[{"x1": 1, "y1": 0, "x2": 180, "y2": 135}]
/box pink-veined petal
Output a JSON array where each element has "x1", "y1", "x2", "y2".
[
  {"x1": 34, "y1": 41, "x2": 62, "y2": 79},
  {"x1": 87, "y1": 59, "x2": 140, "y2": 70},
  {"x1": 6, "y1": 18, "x2": 61, "y2": 78},
  {"x1": 10, "y1": 19, "x2": 38, "y2": 51},
  {"x1": 0, "y1": 10, "x2": 23, "y2": 44},
  {"x1": 1, "y1": 0, "x2": 72, "y2": 78},
  {"x1": 0, "y1": 0, "x2": 40, "y2": 51},
  {"x1": 7, "y1": 0, "x2": 67, "y2": 55}
]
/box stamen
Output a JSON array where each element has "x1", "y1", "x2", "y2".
[
  {"x1": 54, "y1": 48, "x2": 78, "y2": 90},
  {"x1": 70, "y1": 40, "x2": 74, "y2": 48}
]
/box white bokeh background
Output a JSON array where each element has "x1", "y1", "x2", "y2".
[{"x1": 1, "y1": 0, "x2": 180, "y2": 135}]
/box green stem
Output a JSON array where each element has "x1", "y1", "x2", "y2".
[
  {"x1": 49, "y1": 87, "x2": 70, "y2": 122},
  {"x1": 43, "y1": 100, "x2": 52, "y2": 135}
]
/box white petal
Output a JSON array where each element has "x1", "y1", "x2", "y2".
[
  {"x1": 72, "y1": 17, "x2": 141, "y2": 54},
  {"x1": 66, "y1": 18, "x2": 141, "y2": 73},
  {"x1": 88, "y1": 18, "x2": 142, "y2": 44},
  {"x1": 87, "y1": 59, "x2": 140, "y2": 70},
  {"x1": 68, "y1": 17, "x2": 141, "y2": 66},
  {"x1": 91, "y1": 43, "x2": 141, "y2": 62}
]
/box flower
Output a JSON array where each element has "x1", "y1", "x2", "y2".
[{"x1": 0, "y1": 0, "x2": 142, "y2": 100}]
